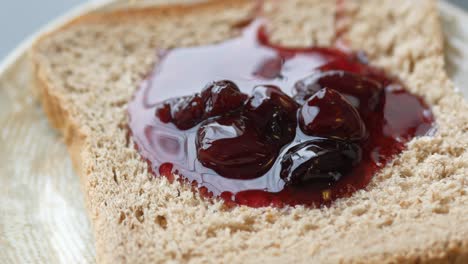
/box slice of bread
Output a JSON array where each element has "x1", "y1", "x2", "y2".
[{"x1": 31, "y1": 0, "x2": 468, "y2": 263}]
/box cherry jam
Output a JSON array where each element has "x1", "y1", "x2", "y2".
[{"x1": 128, "y1": 20, "x2": 433, "y2": 208}]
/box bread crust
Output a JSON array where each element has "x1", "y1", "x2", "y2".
[{"x1": 31, "y1": 0, "x2": 468, "y2": 263}]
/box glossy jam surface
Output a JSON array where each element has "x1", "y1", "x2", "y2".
[{"x1": 128, "y1": 20, "x2": 433, "y2": 207}]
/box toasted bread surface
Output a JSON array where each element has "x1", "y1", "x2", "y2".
[{"x1": 32, "y1": 0, "x2": 468, "y2": 263}]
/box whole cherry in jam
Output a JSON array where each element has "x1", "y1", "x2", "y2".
[
  {"x1": 156, "y1": 80, "x2": 248, "y2": 130},
  {"x1": 201, "y1": 80, "x2": 248, "y2": 118},
  {"x1": 156, "y1": 95, "x2": 204, "y2": 130},
  {"x1": 299, "y1": 88, "x2": 367, "y2": 141},
  {"x1": 293, "y1": 70, "x2": 384, "y2": 116},
  {"x1": 280, "y1": 139, "x2": 362, "y2": 186},
  {"x1": 196, "y1": 114, "x2": 276, "y2": 179},
  {"x1": 172, "y1": 95, "x2": 205, "y2": 130},
  {"x1": 244, "y1": 85, "x2": 298, "y2": 147}
]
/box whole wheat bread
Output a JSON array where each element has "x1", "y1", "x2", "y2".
[{"x1": 31, "y1": 0, "x2": 468, "y2": 263}]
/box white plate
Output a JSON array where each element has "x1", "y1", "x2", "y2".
[{"x1": 1, "y1": 1, "x2": 467, "y2": 263}]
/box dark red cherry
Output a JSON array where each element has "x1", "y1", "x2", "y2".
[
  {"x1": 299, "y1": 88, "x2": 367, "y2": 141},
  {"x1": 156, "y1": 96, "x2": 204, "y2": 128},
  {"x1": 155, "y1": 102, "x2": 173, "y2": 123},
  {"x1": 156, "y1": 80, "x2": 247, "y2": 130},
  {"x1": 196, "y1": 115, "x2": 276, "y2": 179},
  {"x1": 244, "y1": 85, "x2": 299, "y2": 146},
  {"x1": 201, "y1": 80, "x2": 248, "y2": 117},
  {"x1": 293, "y1": 70, "x2": 383, "y2": 115},
  {"x1": 280, "y1": 139, "x2": 362, "y2": 186},
  {"x1": 171, "y1": 95, "x2": 205, "y2": 130}
]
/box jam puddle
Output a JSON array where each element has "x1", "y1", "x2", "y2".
[{"x1": 128, "y1": 19, "x2": 433, "y2": 208}]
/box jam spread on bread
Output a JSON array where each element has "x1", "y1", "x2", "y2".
[{"x1": 128, "y1": 20, "x2": 433, "y2": 207}]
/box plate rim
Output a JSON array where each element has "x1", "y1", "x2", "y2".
[
  {"x1": 0, "y1": 0, "x2": 115, "y2": 77},
  {"x1": 439, "y1": 0, "x2": 468, "y2": 18}
]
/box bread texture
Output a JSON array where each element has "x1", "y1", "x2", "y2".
[{"x1": 31, "y1": 0, "x2": 468, "y2": 263}]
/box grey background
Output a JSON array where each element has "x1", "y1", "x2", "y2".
[{"x1": 0, "y1": 0, "x2": 467, "y2": 62}]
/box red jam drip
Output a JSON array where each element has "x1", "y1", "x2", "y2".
[{"x1": 128, "y1": 20, "x2": 434, "y2": 208}]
